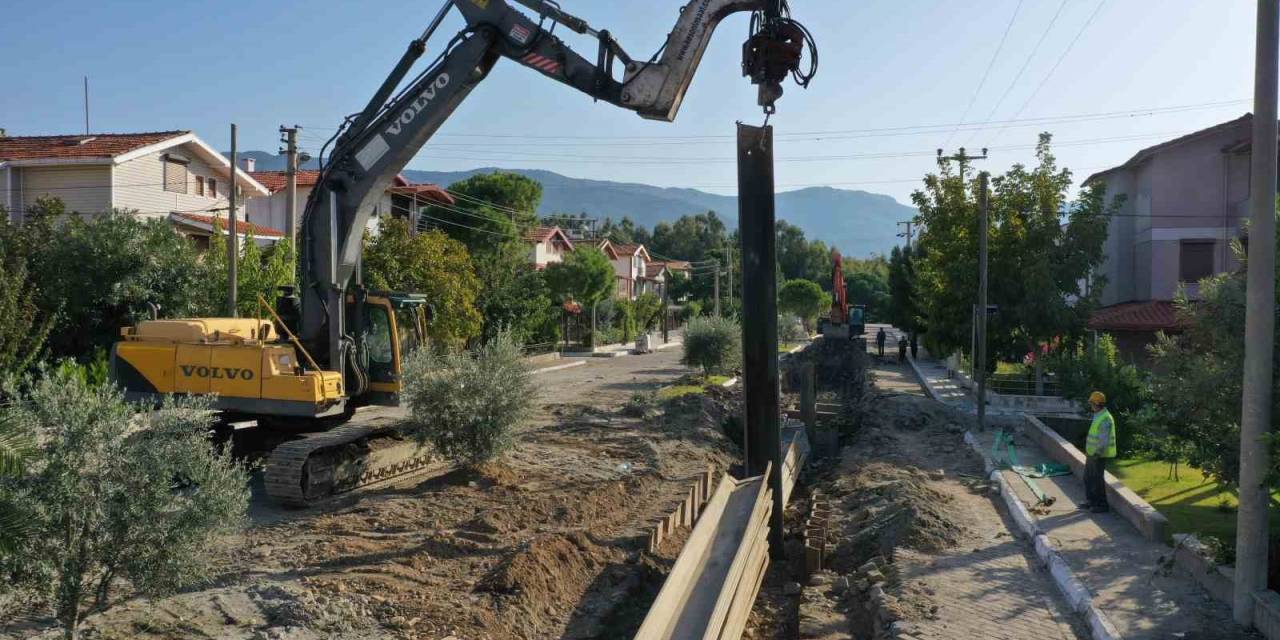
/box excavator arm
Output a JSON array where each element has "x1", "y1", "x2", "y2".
[{"x1": 297, "y1": 0, "x2": 810, "y2": 385}]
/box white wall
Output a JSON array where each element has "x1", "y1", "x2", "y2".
[
  {"x1": 113, "y1": 146, "x2": 229, "y2": 219},
  {"x1": 16, "y1": 165, "x2": 112, "y2": 215}
]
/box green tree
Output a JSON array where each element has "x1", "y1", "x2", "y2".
[
  {"x1": 20, "y1": 200, "x2": 207, "y2": 359},
  {"x1": 887, "y1": 244, "x2": 923, "y2": 334},
  {"x1": 0, "y1": 415, "x2": 33, "y2": 557},
  {"x1": 545, "y1": 248, "x2": 616, "y2": 345},
  {"x1": 480, "y1": 266, "x2": 559, "y2": 346},
  {"x1": 0, "y1": 239, "x2": 52, "y2": 374},
  {"x1": 201, "y1": 223, "x2": 296, "y2": 318},
  {"x1": 364, "y1": 219, "x2": 483, "y2": 349},
  {"x1": 424, "y1": 172, "x2": 540, "y2": 256},
  {"x1": 401, "y1": 332, "x2": 534, "y2": 468},
  {"x1": 912, "y1": 134, "x2": 1112, "y2": 368},
  {"x1": 650, "y1": 212, "x2": 728, "y2": 265},
  {"x1": 778, "y1": 279, "x2": 827, "y2": 332},
  {"x1": 634, "y1": 292, "x2": 663, "y2": 333},
  {"x1": 545, "y1": 248, "x2": 616, "y2": 305},
  {"x1": 599, "y1": 216, "x2": 653, "y2": 247},
  {"x1": 0, "y1": 373, "x2": 249, "y2": 639}
]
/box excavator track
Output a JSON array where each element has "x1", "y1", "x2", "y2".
[{"x1": 263, "y1": 419, "x2": 437, "y2": 506}]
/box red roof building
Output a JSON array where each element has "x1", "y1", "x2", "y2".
[
  {"x1": 1, "y1": 131, "x2": 269, "y2": 235},
  {"x1": 244, "y1": 170, "x2": 453, "y2": 237},
  {"x1": 525, "y1": 226, "x2": 574, "y2": 269}
]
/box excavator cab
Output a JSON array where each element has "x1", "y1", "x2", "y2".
[{"x1": 357, "y1": 293, "x2": 429, "y2": 406}]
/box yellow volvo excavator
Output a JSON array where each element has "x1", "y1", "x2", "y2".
[{"x1": 112, "y1": 0, "x2": 814, "y2": 505}]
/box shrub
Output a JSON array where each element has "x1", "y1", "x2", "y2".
[
  {"x1": 0, "y1": 372, "x2": 249, "y2": 638},
  {"x1": 401, "y1": 333, "x2": 535, "y2": 468},
  {"x1": 1043, "y1": 334, "x2": 1147, "y2": 454},
  {"x1": 778, "y1": 313, "x2": 808, "y2": 342},
  {"x1": 682, "y1": 316, "x2": 741, "y2": 376},
  {"x1": 778, "y1": 279, "x2": 826, "y2": 332}
]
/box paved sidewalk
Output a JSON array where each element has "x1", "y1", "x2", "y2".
[{"x1": 968, "y1": 416, "x2": 1257, "y2": 639}]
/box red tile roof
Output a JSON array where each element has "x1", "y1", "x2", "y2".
[
  {"x1": 388, "y1": 182, "x2": 455, "y2": 205},
  {"x1": 170, "y1": 212, "x2": 284, "y2": 238},
  {"x1": 644, "y1": 263, "x2": 667, "y2": 278},
  {"x1": 1088, "y1": 300, "x2": 1184, "y2": 332},
  {"x1": 523, "y1": 225, "x2": 574, "y2": 249},
  {"x1": 0, "y1": 131, "x2": 187, "y2": 162},
  {"x1": 652, "y1": 260, "x2": 691, "y2": 272},
  {"x1": 613, "y1": 243, "x2": 643, "y2": 255},
  {"x1": 249, "y1": 170, "x2": 321, "y2": 192}
]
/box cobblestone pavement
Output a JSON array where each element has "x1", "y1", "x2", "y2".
[{"x1": 868, "y1": 355, "x2": 1086, "y2": 640}]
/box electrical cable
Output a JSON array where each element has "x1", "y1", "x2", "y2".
[
  {"x1": 960, "y1": 0, "x2": 1070, "y2": 146},
  {"x1": 941, "y1": 0, "x2": 1024, "y2": 148}
]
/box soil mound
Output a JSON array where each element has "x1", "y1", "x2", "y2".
[{"x1": 479, "y1": 532, "x2": 615, "y2": 604}]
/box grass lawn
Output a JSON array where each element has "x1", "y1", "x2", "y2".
[
  {"x1": 656, "y1": 375, "x2": 732, "y2": 400},
  {"x1": 1109, "y1": 457, "x2": 1280, "y2": 544}
]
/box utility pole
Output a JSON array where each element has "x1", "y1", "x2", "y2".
[
  {"x1": 738, "y1": 122, "x2": 784, "y2": 559},
  {"x1": 83, "y1": 76, "x2": 89, "y2": 135},
  {"x1": 976, "y1": 171, "x2": 990, "y2": 431},
  {"x1": 280, "y1": 125, "x2": 301, "y2": 248},
  {"x1": 227, "y1": 123, "x2": 239, "y2": 317},
  {"x1": 1234, "y1": 0, "x2": 1278, "y2": 625},
  {"x1": 896, "y1": 220, "x2": 914, "y2": 249},
  {"x1": 725, "y1": 241, "x2": 734, "y2": 309},
  {"x1": 936, "y1": 146, "x2": 987, "y2": 179},
  {"x1": 713, "y1": 259, "x2": 722, "y2": 317}
]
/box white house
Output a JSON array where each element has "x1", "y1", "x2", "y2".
[
  {"x1": 524, "y1": 225, "x2": 575, "y2": 269},
  {"x1": 246, "y1": 169, "x2": 454, "y2": 237},
  {"x1": 0, "y1": 130, "x2": 273, "y2": 247},
  {"x1": 598, "y1": 239, "x2": 653, "y2": 300}
]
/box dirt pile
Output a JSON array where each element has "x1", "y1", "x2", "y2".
[{"x1": 785, "y1": 337, "x2": 868, "y2": 394}]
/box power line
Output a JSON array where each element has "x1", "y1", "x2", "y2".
[
  {"x1": 994, "y1": 0, "x2": 1109, "y2": 142},
  {"x1": 291, "y1": 98, "x2": 1247, "y2": 145},
  {"x1": 942, "y1": 0, "x2": 1025, "y2": 148},
  {"x1": 961, "y1": 0, "x2": 1070, "y2": 146}
]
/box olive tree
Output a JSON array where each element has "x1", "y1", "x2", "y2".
[
  {"x1": 682, "y1": 316, "x2": 742, "y2": 376},
  {"x1": 0, "y1": 372, "x2": 249, "y2": 639},
  {"x1": 400, "y1": 333, "x2": 535, "y2": 468}
]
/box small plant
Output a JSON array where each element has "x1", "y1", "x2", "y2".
[
  {"x1": 622, "y1": 391, "x2": 658, "y2": 418},
  {"x1": 0, "y1": 371, "x2": 249, "y2": 639},
  {"x1": 401, "y1": 333, "x2": 535, "y2": 468},
  {"x1": 681, "y1": 316, "x2": 741, "y2": 376}
]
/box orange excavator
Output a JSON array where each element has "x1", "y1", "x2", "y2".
[{"x1": 818, "y1": 249, "x2": 865, "y2": 343}]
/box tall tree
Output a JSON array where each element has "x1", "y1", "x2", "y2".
[
  {"x1": 912, "y1": 134, "x2": 1111, "y2": 366},
  {"x1": 887, "y1": 244, "x2": 923, "y2": 334},
  {"x1": 778, "y1": 279, "x2": 828, "y2": 332},
  {"x1": 363, "y1": 219, "x2": 483, "y2": 349}
]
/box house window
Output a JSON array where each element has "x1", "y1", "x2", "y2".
[
  {"x1": 1180, "y1": 240, "x2": 1216, "y2": 283},
  {"x1": 195, "y1": 176, "x2": 205, "y2": 196},
  {"x1": 163, "y1": 155, "x2": 188, "y2": 193},
  {"x1": 208, "y1": 178, "x2": 218, "y2": 198}
]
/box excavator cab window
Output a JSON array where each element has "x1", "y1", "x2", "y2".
[
  {"x1": 394, "y1": 306, "x2": 422, "y2": 355},
  {"x1": 364, "y1": 306, "x2": 395, "y2": 365}
]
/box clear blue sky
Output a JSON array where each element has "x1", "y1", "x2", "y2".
[{"x1": 0, "y1": 0, "x2": 1260, "y2": 205}]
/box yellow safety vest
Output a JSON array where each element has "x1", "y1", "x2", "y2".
[{"x1": 1086, "y1": 408, "x2": 1117, "y2": 458}]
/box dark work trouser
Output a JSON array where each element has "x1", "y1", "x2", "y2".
[{"x1": 1084, "y1": 455, "x2": 1109, "y2": 508}]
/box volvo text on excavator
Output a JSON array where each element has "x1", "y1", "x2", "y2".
[{"x1": 111, "y1": 0, "x2": 816, "y2": 505}]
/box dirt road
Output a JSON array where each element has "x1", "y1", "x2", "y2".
[{"x1": 5, "y1": 349, "x2": 737, "y2": 640}]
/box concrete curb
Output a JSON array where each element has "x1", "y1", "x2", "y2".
[
  {"x1": 653, "y1": 340, "x2": 683, "y2": 351},
  {"x1": 1019, "y1": 415, "x2": 1167, "y2": 542},
  {"x1": 962, "y1": 431, "x2": 1123, "y2": 640},
  {"x1": 531, "y1": 360, "x2": 587, "y2": 375},
  {"x1": 904, "y1": 354, "x2": 941, "y2": 401}
]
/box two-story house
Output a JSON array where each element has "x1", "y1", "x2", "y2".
[
  {"x1": 598, "y1": 240, "x2": 654, "y2": 300},
  {"x1": 1085, "y1": 114, "x2": 1254, "y2": 362},
  {"x1": 246, "y1": 168, "x2": 453, "y2": 237},
  {"x1": 524, "y1": 226, "x2": 575, "y2": 269},
  {"x1": 0, "y1": 130, "x2": 273, "y2": 247}
]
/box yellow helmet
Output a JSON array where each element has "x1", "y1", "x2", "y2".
[{"x1": 1089, "y1": 391, "x2": 1107, "y2": 406}]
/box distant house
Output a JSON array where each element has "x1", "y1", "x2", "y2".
[
  {"x1": 599, "y1": 240, "x2": 652, "y2": 300},
  {"x1": 524, "y1": 225, "x2": 574, "y2": 269},
  {"x1": 642, "y1": 262, "x2": 668, "y2": 299},
  {"x1": 1085, "y1": 114, "x2": 1255, "y2": 362},
  {"x1": 0, "y1": 130, "x2": 273, "y2": 247},
  {"x1": 246, "y1": 168, "x2": 453, "y2": 237}
]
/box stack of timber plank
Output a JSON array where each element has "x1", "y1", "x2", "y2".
[
  {"x1": 635, "y1": 423, "x2": 812, "y2": 639},
  {"x1": 633, "y1": 464, "x2": 773, "y2": 640}
]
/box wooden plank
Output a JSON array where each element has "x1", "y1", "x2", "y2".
[
  {"x1": 634, "y1": 474, "x2": 739, "y2": 640},
  {"x1": 718, "y1": 525, "x2": 770, "y2": 640},
  {"x1": 700, "y1": 469, "x2": 772, "y2": 640}
]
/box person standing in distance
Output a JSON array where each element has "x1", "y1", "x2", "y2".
[{"x1": 1079, "y1": 391, "x2": 1117, "y2": 513}]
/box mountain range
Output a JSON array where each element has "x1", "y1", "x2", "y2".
[{"x1": 237, "y1": 151, "x2": 915, "y2": 257}]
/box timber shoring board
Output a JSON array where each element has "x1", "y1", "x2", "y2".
[
  {"x1": 649, "y1": 467, "x2": 716, "y2": 553},
  {"x1": 634, "y1": 465, "x2": 773, "y2": 640}
]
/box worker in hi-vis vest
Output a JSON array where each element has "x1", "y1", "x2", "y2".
[{"x1": 1080, "y1": 391, "x2": 1117, "y2": 513}]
